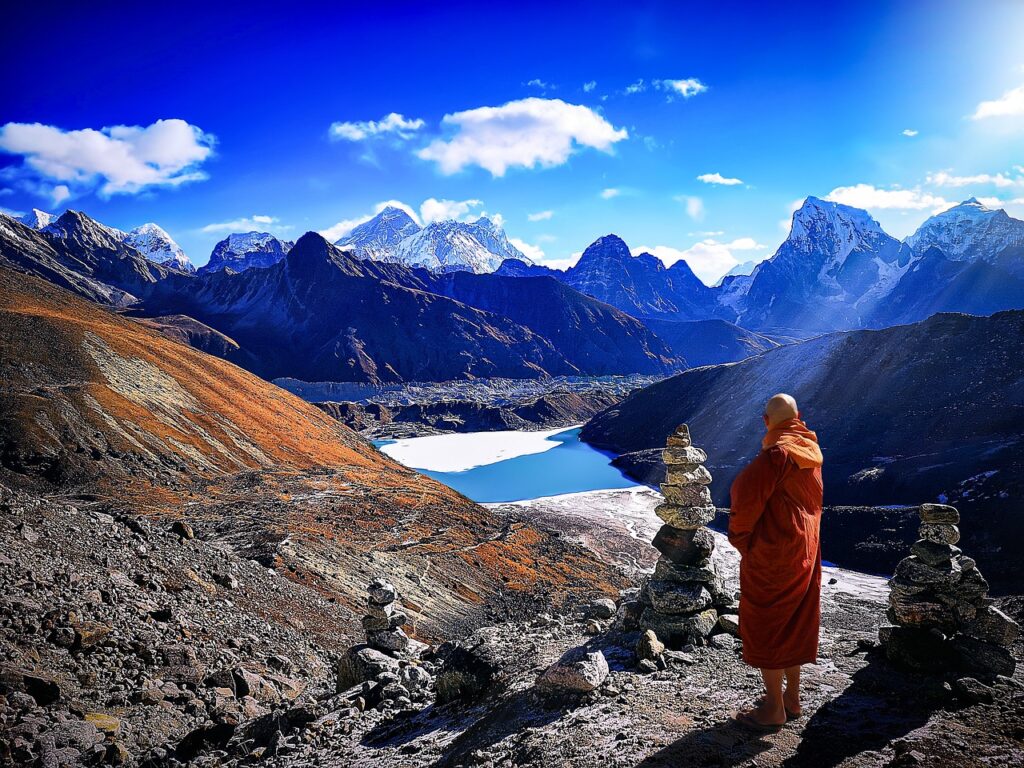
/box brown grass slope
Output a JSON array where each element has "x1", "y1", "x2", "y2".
[{"x1": 0, "y1": 265, "x2": 627, "y2": 641}]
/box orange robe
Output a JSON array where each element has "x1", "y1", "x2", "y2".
[{"x1": 728, "y1": 418, "x2": 824, "y2": 670}]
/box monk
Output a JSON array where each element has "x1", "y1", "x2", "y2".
[{"x1": 728, "y1": 393, "x2": 824, "y2": 730}]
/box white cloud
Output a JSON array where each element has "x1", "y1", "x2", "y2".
[
  {"x1": 675, "y1": 195, "x2": 705, "y2": 220},
  {"x1": 526, "y1": 78, "x2": 554, "y2": 89},
  {"x1": 420, "y1": 197, "x2": 483, "y2": 224},
  {"x1": 824, "y1": 184, "x2": 950, "y2": 212},
  {"x1": 972, "y1": 84, "x2": 1024, "y2": 120},
  {"x1": 0, "y1": 119, "x2": 214, "y2": 196},
  {"x1": 328, "y1": 113, "x2": 425, "y2": 141},
  {"x1": 542, "y1": 252, "x2": 582, "y2": 271},
  {"x1": 655, "y1": 78, "x2": 709, "y2": 99},
  {"x1": 417, "y1": 97, "x2": 628, "y2": 176},
  {"x1": 508, "y1": 237, "x2": 545, "y2": 261},
  {"x1": 601, "y1": 187, "x2": 621, "y2": 199},
  {"x1": 202, "y1": 215, "x2": 284, "y2": 234},
  {"x1": 926, "y1": 170, "x2": 1021, "y2": 188},
  {"x1": 634, "y1": 237, "x2": 767, "y2": 285},
  {"x1": 51, "y1": 184, "x2": 70, "y2": 204},
  {"x1": 624, "y1": 79, "x2": 646, "y2": 95},
  {"x1": 697, "y1": 172, "x2": 743, "y2": 186},
  {"x1": 527, "y1": 210, "x2": 554, "y2": 221},
  {"x1": 902, "y1": 129, "x2": 919, "y2": 137},
  {"x1": 583, "y1": 81, "x2": 597, "y2": 93}
]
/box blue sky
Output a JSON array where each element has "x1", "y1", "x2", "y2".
[{"x1": 2, "y1": 0, "x2": 1023, "y2": 282}]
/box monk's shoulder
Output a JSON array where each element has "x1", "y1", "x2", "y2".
[{"x1": 762, "y1": 445, "x2": 790, "y2": 467}]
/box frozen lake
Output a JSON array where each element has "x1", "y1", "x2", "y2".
[{"x1": 375, "y1": 426, "x2": 642, "y2": 503}]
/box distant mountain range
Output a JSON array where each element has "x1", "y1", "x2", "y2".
[
  {"x1": 338, "y1": 206, "x2": 532, "y2": 274},
  {"x1": 3, "y1": 195, "x2": 1024, "y2": 383}
]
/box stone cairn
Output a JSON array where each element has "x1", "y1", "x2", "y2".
[
  {"x1": 362, "y1": 577, "x2": 410, "y2": 653},
  {"x1": 879, "y1": 503, "x2": 1019, "y2": 677},
  {"x1": 637, "y1": 424, "x2": 737, "y2": 648}
]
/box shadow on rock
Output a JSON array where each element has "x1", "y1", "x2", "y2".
[
  {"x1": 782, "y1": 653, "x2": 951, "y2": 768},
  {"x1": 634, "y1": 717, "x2": 775, "y2": 768}
]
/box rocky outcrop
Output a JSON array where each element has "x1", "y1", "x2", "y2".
[{"x1": 880, "y1": 503, "x2": 1019, "y2": 677}]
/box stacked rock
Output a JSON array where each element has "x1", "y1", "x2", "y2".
[
  {"x1": 362, "y1": 578, "x2": 410, "y2": 653},
  {"x1": 639, "y1": 424, "x2": 735, "y2": 647},
  {"x1": 879, "y1": 503, "x2": 1019, "y2": 677}
]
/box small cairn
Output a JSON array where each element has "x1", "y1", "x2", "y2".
[
  {"x1": 638, "y1": 424, "x2": 735, "y2": 647},
  {"x1": 879, "y1": 503, "x2": 1019, "y2": 677},
  {"x1": 363, "y1": 577, "x2": 410, "y2": 653}
]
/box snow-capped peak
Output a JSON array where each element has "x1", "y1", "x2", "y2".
[
  {"x1": 200, "y1": 232, "x2": 295, "y2": 274},
  {"x1": 905, "y1": 197, "x2": 1024, "y2": 262},
  {"x1": 788, "y1": 196, "x2": 887, "y2": 251},
  {"x1": 19, "y1": 208, "x2": 58, "y2": 230},
  {"x1": 336, "y1": 206, "x2": 421, "y2": 260},
  {"x1": 123, "y1": 222, "x2": 195, "y2": 273}
]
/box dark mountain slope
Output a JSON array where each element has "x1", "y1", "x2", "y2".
[
  {"x1": 642, "y1": 317, "x2": 780, "y2": 366},
  {"x1": 582, "y1": 310, "x2": 1024, "y2": 586},
  {"x1": 430, "y1": 271, "x2": 681, "y2": 375},
  {"x1": 0, "y1": 211, "x2": 171, "y2": 305}
]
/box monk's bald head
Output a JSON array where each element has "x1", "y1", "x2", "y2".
[{"x1": 764, "y1": 393, "x2": 799, "y2": 427}]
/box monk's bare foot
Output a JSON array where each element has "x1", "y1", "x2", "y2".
[
  {"x1": 738, "y1": 700, "x2": 787, "y2": 727},
  {"x1": 783, "y1": 691, "x2": 802, "y2": 718}
]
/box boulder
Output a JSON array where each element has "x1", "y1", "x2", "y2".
[
  {"x1": 887, "y1": 592, "x2": 956, "y2": 632},
  {"x1": 893, "y1": 556, "x2": 962, "y2": 588},
  {"x1": 655, "y1": 504, "x2": 716, "y2": 529},
  {"x1": 653, "y1": 557, "x2": 718, "y2": 585},
  {"x1": 952, "y1": 636, "x2": 1016, "y2": 677},
  {"x1": 635, "y1": 630, "x2": 665, "y2": 661},
  {"x1": 660, "y1": 484, "x2": 713, "y2": 507},
  {"x1": 585, "y1": 598, "x2": 617, "y2": 620},
  {"x1": 919, "y1": 504, "x2": 960, "y2": 524},
  {"x1": 718, "y1": 614, "x2": 740, "y2": 635},
  {"x1": 614, "y1": 599, "x2": 644, "y2": 632},
  {"x1": 652, "y1": 526, "x2": 715, "y2": 565},
  {"x1": 962, "y1": 605, "x2": 1020, "y2": 647},
  {"x1": 336, "y1": 646, "x2": 400, "y2": 692},
  {"x1": 537, "y1": 648, "x2": 609, "y2": 694},
  {"x1": 641, "y1": 607, "x2": 718, "y2": 646},
  {"x1": 435, "y1": 627, "x2": 515, "y2": 702},
  {"x1": 74, "y1": 621, "x2": 112, "y2": 650}
]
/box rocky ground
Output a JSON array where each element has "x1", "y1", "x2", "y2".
[{"x1": 4, "y1": 486, "x2": 1021, "y2": 767}]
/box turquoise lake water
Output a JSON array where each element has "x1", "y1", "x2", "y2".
[{"x1": 374, "y1": 427, "x2": 638, "y2": 503}]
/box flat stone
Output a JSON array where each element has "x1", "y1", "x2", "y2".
[
  {"x1": 655, "y1": 504, "x2": 716, "y2": 529},
  {"x1": 361, "y1": 608, "x2": 408, "y2": 632},
  {"x1": 537, "y1": 649, "x2": 608, "y2": 694},
  {"x1": 644, "y1": 581, "x2": 712, "y2": 615},
  {"x1": 910, "y1": 540, "x2": 960, "y2": 567},
  {"x1": 635, "y1": 629, "x2": 665, "y2": 661},
  {"x1": 709, "y1": 633, "x2": 737, "y2": 651},
  {"x1": 653, "y1": 557, "x2": 717, "y2": 584},
  {"x1": 887, "y1": 591, "x2": 956, "y2": 631},
  {"x1": 660, "y1": 484, "x2": 712, "y2": 507},
  {"x1": 652, "y1": 525, "x2": 715, "y2": 565},
  {"x1": 919, "y1": 503, "x2": 960, "y2": 524},
  {"x1": 368, "y1": 628, "x2": 409, "y2": 652},
  {"x1": 955, "y1": 567, "x2": 990, "y2": 602},
  {"x1": 962, "y1": 605, "x2": 1020, "y2": 647},
  {"x1": 953, "y1": 676, "x2": 994, "y2": 704},
  {"x1": 893, "y1": 556, "x2": 962, "y2": 588},
  {"x1": 661, "y1": 446, "x2": 706, "y2": 465},
  {"x1": 368, "y1": 578, "x2": 398, "y2": 606},
  {"x1": 918, "y1": 523, "x2": 960, "y2": 545},
  {"x1": 663, "y1": 465, "x2": 713, "y2": 486},
  {"x1": 74, "y1": 621, "x2": 112, "y2": 650}
]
